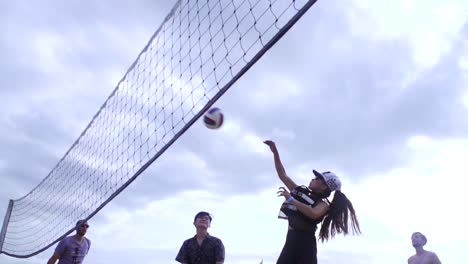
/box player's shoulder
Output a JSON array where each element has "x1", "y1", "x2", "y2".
[
  {"x1": 62, "y1": 235, "x2": 75, "y2": 242},
  {"x1": 58, "y1": 235, "x2": 74, "y2": 246},
  {"x1": 407, "y1": 255, "x2": 416, "y2": 263},
  {"x1": 207, "y1": 235, "x2": 223, "y2": 243},
  {"x1": 183, "y1": 236, "x2": 196, "y2": 244}
]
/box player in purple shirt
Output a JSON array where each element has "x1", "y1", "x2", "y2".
[{"x1": 47, "y1": 220, "x2": 91, "y2": 264}]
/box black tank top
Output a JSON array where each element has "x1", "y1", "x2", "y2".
[{"x1": 278, "y1": 185, "x2": 324, "y2": 232}]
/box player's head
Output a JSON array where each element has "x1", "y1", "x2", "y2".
[
  {"x1": 312, "y1": 170, "x2": 361, "y2": 242},
  {"x1": 309, "y1": 170, "x2": 341, "y2": 197},
  {"x1": 193, "y1": 211, "x2": 212, "y2": 229},
  {"x1": 75, "y1": 219, "x2": 89, "y2": 236},
  {"x1": 411, "y1": 232, "x2": 427, "y2": 248}
]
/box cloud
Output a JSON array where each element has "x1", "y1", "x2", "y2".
[{"x1": 211, "y1": 2, "x2": 468, "y2": 181}]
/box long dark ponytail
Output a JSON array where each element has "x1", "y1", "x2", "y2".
[{"x1": 318, "y1": 190, "x2": 361, "y2": 242}]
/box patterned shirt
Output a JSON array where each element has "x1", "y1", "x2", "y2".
[
  {"x1": 278, "y1": 185, "x2": 324, "y2": 232},
  {"x1": 175, "y1": 234, "x2": 225, "y2": 264}
]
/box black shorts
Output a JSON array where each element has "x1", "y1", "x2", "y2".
[{"x1": 277, "y1": 229, "x2": 317, "y2": 264}]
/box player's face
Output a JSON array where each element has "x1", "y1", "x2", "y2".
[
  {"x1": 194, "y1": 215, "x2": 211, "y2": 229},
  {"x1": 411, "y1": 233, "x2": 425, "y2": 247},
  {"x1": 76, "y1": 222, "x2": 89, "y2": 236},
  {"x1": 309, "y1": 176, "x2": 327, "y2": 191}
]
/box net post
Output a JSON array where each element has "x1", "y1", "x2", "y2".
[{"x1": 0, "y1": 200, "x2": 14, "y2": 253}]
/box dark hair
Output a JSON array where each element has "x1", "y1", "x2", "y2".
[
  {"x1": 75, "y1": 220, "x2": 86, "y2": 227},
  {"x1": 412, "y1": 232, "x2": 427, "y2": 245},
  {"x1": 194, "y1": 211, "x2": 213, "y2": 222},
  {"x1": 318, "y1": 190, "x2": 361, "y2": 242}
]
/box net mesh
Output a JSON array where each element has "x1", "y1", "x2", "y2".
[{"x1": 0, "y1": 0, "x2": 319, "y2": 257}]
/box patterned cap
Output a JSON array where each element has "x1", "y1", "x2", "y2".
[{"x1": 313, "y1": 170, "x2": 342, "y2": 191}]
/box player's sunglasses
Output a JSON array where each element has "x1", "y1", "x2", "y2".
[
  {"x1": 313, "y1": 176, "x2": 324, "y2": 182},
  {"x1": 79, "y1": 224, "x2": 89, "y2": 228}
]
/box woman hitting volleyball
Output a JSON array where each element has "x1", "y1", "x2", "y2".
[{"x1": 264, "y1": 140, "x2": 361, "y2": 264}]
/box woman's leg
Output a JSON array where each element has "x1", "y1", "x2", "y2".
[
  {"x1": 277, "y1": 230, "x2": 296, "y2": 264},
  {"x1": 296, "y1": 232, "x2": 317, "y2": 264}
]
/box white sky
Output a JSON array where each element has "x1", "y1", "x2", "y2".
[{"x1": 1, "y1": 0, "x2": 468, "y2": 263}]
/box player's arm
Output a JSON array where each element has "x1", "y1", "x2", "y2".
[
  {"x1": 432, "y1": 253, "x2": 441, "y2": 264},
  {"x1": 215, "y1": 240, "x2": 225, "y2": 264},
  {"x1": 290, "y1": 199, "x2": 329, "y2": 220},
  {"x1": 47, "y1": 239, "x2": 66, "y2": 264},
  {"x1": 175, "y1": 241, "x2": 189, "y2": 264},
  {"x1": 264, "y1": 140, "x2": 298, "y2": 191},
  {"x1": 47, "y1": 252, "x2": 60, "y2": 264}
]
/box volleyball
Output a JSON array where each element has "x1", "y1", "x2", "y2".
[{"x1": 203, "y1": 107, "x2": 224, "y2": 129}]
